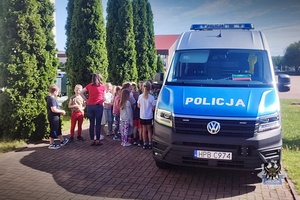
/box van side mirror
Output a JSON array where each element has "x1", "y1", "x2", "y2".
[{"x1": 277, "y1": 74, "x2": 290, "y2": 92}]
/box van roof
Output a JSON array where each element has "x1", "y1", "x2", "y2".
[{"x1": 176, "y1": 29, "x2": 269, "y2": 51}]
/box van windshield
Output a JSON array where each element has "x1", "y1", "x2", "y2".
[{"x1": 166, "y1": 49, "x2": 273, "y2": 86}]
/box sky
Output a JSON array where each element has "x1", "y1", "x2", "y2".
[{"x1": 54, "y1": 0, "x2": 300, "y2": 56}]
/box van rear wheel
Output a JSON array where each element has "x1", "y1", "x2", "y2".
[{"x1": 155, "y1": 160, "x2": 171, "y2": 169}]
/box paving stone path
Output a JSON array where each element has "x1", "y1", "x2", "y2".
[{"x1": 0, "y1": 127, "x2": 298, "y2": 200}]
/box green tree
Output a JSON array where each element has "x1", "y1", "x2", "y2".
[
  {"x1": 33, "y1": 0, "x2": 59, "y2": 140},
  {"x1": 156, "y1": 55, "x2": 164, "y2": 74},
  {"x1": 283, "y1": 41, "x2": 300, "y2": 71},
  {"x1": 64, "y1": 0, "x2": 74, "y2": 100},
  {"x1": 0, "y1": 0, "x2": 57, "y2": 140},
  {"x1": 272, "y1": 55, "x2": 283, "y2": 71},
  {"x1": 65, "y1": 0, "x2": 74, "y2": 51},
  {"x1": 132, "y1": 0, "x2": 150, "y2": 81},
  {"x1": 132, "y1": 0, "x2": 157, "y2": 81},
  {"x1": 146, "y1": 1, "x2": 157, "y2": 75},
  {"x1": 106, "y1": 0, "x2": 119, "y2": 83},
  {"x1": 106, "y1": 0, "x2": 137, "y2": 85},
  {"x1": 66, "y1": 0, "x2": 108, "y2": 93}
]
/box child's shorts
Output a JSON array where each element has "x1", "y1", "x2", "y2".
[{"x1": 140, "y1": 119, "x2": 153, "y2": 125}]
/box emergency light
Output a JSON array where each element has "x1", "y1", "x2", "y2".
[{"x1": 190, "y1": 23, "x2": 254, "y2": 30}]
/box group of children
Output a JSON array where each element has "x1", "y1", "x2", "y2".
[{"x1": 46, "y1": 80, "x2": 159, "y2": 149}]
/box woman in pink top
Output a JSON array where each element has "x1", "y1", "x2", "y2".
[{"x1": 80, "y1": 73, "x2": 106, "y2": 146}]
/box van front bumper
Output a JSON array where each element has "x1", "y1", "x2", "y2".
[{"x1": 152, "y1": 121, "x2": 282, "y2": 170}]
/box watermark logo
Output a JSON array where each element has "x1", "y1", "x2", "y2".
[{"x1": 261, "y1": 160, "x2": 285, "y2": 185}]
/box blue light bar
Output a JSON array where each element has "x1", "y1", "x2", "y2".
[{"x1": 190, "y1": 23, "x2": 254, "y2": 30}]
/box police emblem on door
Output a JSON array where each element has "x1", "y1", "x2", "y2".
[{"x1": 207, "y1": 121, "x2": 220, "y2": 134}]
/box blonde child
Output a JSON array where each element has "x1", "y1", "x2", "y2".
[
  {"x1": 137, "y1": 80, "x2": 144, "y2": 146},
  {"x1": 46, "y1": 84, "x2": 69, "y2": 149},
  {"x1": 68, "y1": 84, "x2": 86, "y2": 142},
  {"x1": 119, "y1": 89, "x2": 133, "y2": 147},
  {"x1": 137, "y1": 81, "x2": 156, "y2": 149}
]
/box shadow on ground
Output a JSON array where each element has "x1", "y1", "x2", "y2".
[{"x1": 19, "y1": 128, "x2": 261, "y2": 200}]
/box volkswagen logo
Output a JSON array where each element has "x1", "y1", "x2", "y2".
[{"x1": 207, "y1": 121, "x2": 220, "y2": 134}]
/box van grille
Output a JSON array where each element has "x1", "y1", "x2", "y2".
[{"x1": 174, "y1": 117, "x2": 256, "y2": 137}]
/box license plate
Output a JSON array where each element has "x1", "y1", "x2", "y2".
[{"x1": 194, "y1": 150, "x2": 232, "y2": 160}]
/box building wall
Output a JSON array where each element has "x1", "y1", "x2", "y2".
[{"x1": 57, "y1": 51, "x2": 67, "y2": 63}]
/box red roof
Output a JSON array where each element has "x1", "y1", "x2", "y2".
[{"x1": 155, "y1": 34, "x2": 179, "y2": 50}]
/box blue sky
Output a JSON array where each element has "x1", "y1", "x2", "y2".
[{"x1": 54, "y1": 0, "x2": 300, "y2": 56}]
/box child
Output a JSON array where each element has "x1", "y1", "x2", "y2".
[
  {"x1": 138, "y1": 80, "x2": 144, "y2": 94},
  {"x1": 137, "y1": 80, "x2": 144, "y2": 146},
  {"x1": 132, "y1": 91, "x2": 141, "y2": 145},
  {"x1": 137, "y1": 81, "x2": 156, "y2": 149},
  {"x1": 112, "y1": 86, "x2": 122, "y2": 141},
  {"x1": 119, "y1": 89, "x2": 133, "y2": 147},
  {"x1": 103, "y1": 82, "x2": 114, "y2": 135},
  {"x1": 68, "y1": 84, "x2": 86, "y2": 142},
  {"x1": 46, "y1": 84, "x2": 69, "y2": 149},
  {"x1": 122, "y1": 82, "x2": 136, "y2": 105}
]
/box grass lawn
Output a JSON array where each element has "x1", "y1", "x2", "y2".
[
  {"x1": 61, "y1": 115, "x2": 72, "y2": 132},
  {"x1": 281, "y1": 99, "x2": 300, "y2": 194},
  {"x1": 0, "y1": 115, "x2": 89, "y2": 153},
  {"x1": 0, "y1": 140, "x2": 27, "y2": 153}
]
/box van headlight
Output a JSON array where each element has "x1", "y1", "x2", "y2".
[
  {"x1": 257, "y1": 112, "x2": 280, "y2": 132},
  {"x1": 155, "y1": 108, "x2": 173, "y2": 127}
]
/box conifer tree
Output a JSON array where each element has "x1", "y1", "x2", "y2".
[
  {"x1": 65, "y1": 0, "x2": 74, "y2": 52},
  {"x1": 0, "y1": 0, "x2": 57, "y2": 140},
  {"x1": 33, "y1": 0, "x2": 58, "y2": 140},
  {"x1": 146, "y1": 1, "x2": 157, "y2": 75},
  {"x1": 106, "y1": 0, "x2": 138, "y2": 85},
  {"x1": 132, "y1": 0, "x2": 157, "y2": 81},
  {"x1": 106, "y1": 0, "x2": 119, "y2": 83},
  {"x1": 132, "y1": 0, "x2": 151, "y2": 81},
  {"x1": 66, "y1": 0, "x2": 108, "y2": 92},
  {"x1": 156, "y1": 55, "x2": 165, "y2": 74}
]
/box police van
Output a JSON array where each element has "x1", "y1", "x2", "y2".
[{"x1": 152, "y1": 23, "x2": 290, "y2": 170}]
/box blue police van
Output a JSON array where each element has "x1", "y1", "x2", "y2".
[{"x1": 152, "y1": 23, "x2": 290, "y2": 170}]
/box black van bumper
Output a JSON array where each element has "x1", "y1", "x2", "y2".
[{"x1": 152, "y1": 121, "x2": 282, "y2": 170}]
